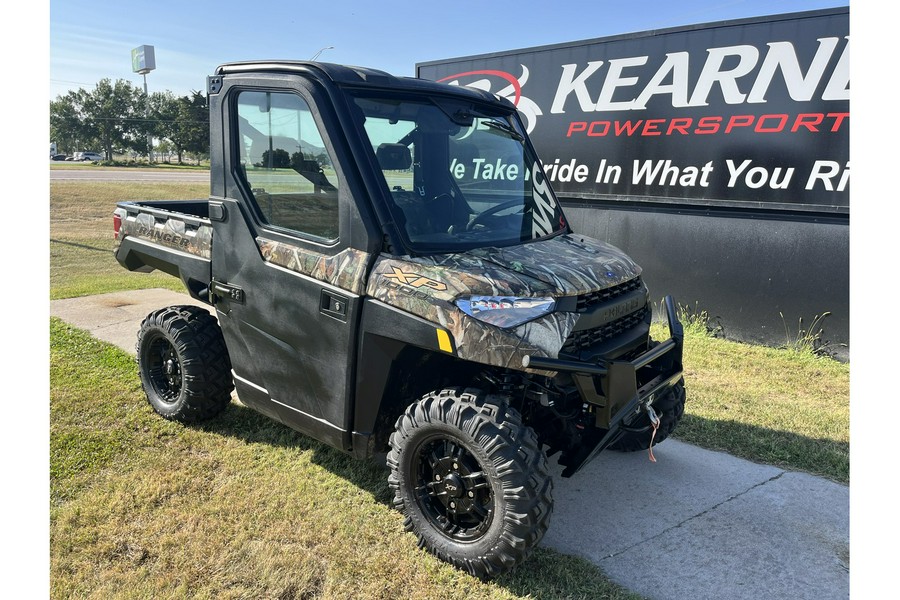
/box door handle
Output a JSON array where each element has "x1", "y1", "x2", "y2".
[
  {"x1": 320, "y1": 290, "x2": 349, "y2": 321},
  {"x1": 210, "y1": 280, "x2": 245, "y2": 304}
]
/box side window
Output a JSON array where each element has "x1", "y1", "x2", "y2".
[{"x1": 236, "y1": 90, "x2": 339, "y2": 241}]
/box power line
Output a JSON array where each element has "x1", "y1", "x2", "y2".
[
  {"x1": 86, "y1": 117, "x2": 208, "y2": 124},
  {"x1": 50, "y1": 78, "x2": 96, "y2": 86},
  {"x1": 53, "y1": 116, "x2": 209, "y2": 125}
]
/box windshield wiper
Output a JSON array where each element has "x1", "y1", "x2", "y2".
[{"x1": 481, "y1": 120, "x2": 524, "y2": 142}]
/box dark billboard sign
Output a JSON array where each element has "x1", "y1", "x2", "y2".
[{"x1": 417, "y1": 9, "x2": 849, "y2": 214}]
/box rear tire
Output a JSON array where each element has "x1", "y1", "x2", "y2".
[
  {"x1": 609, "y1": 380, "x2": 686, "y2": 452},
  {"x1": 136, "y1": 305, "x2": 234, "y2": 423},
  {"x1": 387, "y1": 387, "x2": 552, "y2": 579}
]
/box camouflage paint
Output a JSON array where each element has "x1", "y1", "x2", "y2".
[
  {"x1": 367, "y1": 233, "x2": 640, "y2": 370},
  {"x1": 256, "y1": 237, "x2": 371, "y2": 296},
  {"x1": 114, "y1": 207, "x2": 213, "y2": 258},
  {"x1": 466, "y1": 234, "x2": 642, "y2": 294}
]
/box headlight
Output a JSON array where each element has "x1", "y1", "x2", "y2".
[{"x1": 455, "y1": 296, "x2": 556, "y2": 328}]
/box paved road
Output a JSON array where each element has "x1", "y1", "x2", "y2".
[
  {"x1": 50, "y1": 289, "x2": 850, "y2": 600},
  {"x1": 49, "y1": 167, "x2": 209, "y2": 183}
]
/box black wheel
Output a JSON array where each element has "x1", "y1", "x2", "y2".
[
  {"x1": 387, "y1": 388, "x2": 552, "y2": 579},
  {"x1": 609, "y1": 379, "x2": 686, "y2": 452},
  {"x1": 136, "y1": 305, "x2": 234, "y2": 423}
]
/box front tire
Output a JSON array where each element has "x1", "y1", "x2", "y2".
[
  {"x1": 136, "y1": 305, "x2": 234, "y2": 423},
  {"x1": 387, "y1": 388, "x2": 552, "y2": 579}
]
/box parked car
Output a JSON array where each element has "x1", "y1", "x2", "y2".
[
  {"x1": 79, "y1": 152, "x2": 104, "y2": 162},
  {"x1": 50, "y1": 154, "x2": 68, "y2": 161}
]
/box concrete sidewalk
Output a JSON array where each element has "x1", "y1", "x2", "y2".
[{"x1": 50, "y1": 288, "x2": 849, "y2": 600}]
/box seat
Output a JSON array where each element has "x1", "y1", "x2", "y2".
[{"x1": 375, "y1": 143, "x2": 412, "y2": 171}]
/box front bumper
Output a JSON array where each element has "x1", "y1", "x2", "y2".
[{"x1": 524, "y1": 295, "x2": 685, "y2": 477}]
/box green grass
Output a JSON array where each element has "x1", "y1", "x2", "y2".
[
  {"x1": 50, "y1": 181, "x2": 208, "y2": 299},
  {"x1": 50, "y1": 318, "x2": 639, "y2": 600},
  {"x1": 652, "y1": 318, "x2": 849, "y2": 483}
]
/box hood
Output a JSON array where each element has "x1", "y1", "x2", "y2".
[
  {"x1": 466, "y1": 234, "x2": 641, "y2": 296},
  {"x1": 367, "y1": 233, "x2": 641, "y2": 305}
]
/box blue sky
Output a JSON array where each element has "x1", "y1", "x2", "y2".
[{"x1": 50, "y1": 0, "x2": 849, "y2": 101}]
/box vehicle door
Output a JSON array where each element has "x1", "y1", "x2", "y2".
[{"x1": 209, "y1": 77, "x2": 373, "y2": 450}]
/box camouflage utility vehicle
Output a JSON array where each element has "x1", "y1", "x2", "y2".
[{"x1": 114, "y1": 61, "x2": 686, "y2": 578}]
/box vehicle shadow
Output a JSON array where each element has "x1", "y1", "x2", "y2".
[{"x1": 197, "y1": 399, "x2": 638, "y2": 598}]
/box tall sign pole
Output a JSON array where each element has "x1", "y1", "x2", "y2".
[{"x1": 131, "y1": 45, "x2": 156, "y2": 162}]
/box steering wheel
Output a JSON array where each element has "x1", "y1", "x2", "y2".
[{"x1": 466, "y1": 199, "x2": 524, "y2": 231}]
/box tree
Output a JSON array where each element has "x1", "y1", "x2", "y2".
[
  {"x1": 154, "y1": 139, "x2": 175, "y2": 163},
  {"x1": 81, "y1": 79, "x2": 144, "y2": 160},
  {"x1": 50, "y1": 91, "x2": 88, "y2": 155},
  {"x1": 148, "y1": 91, "x2": 180, "y2": 161},
  {"x1": 49, "y1": 79, "x2": 144, "y2": 160},
  {"x1": 315, "y1": 152, "x2": 332, "y2": 168},
  {"x1": 147, "y1": 90, "x2": 209, "y2": 164},
  {"x1": 261, "y1": 148, "x2": 291, "y2": 168},
  {"x1": 49, "y1": 80, "x2": 209, "y2": 163},
  {"x1": 168, "y1": 92, "x2": 209, "y2": 164}
]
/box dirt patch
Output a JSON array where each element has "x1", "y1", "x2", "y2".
[{"x1": 96, "y1": 297, "x2": 136, "y2": 308}]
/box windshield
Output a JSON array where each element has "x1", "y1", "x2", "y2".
[{"x1": 353, "y1": 95, "x2": 567, "y2": 253}]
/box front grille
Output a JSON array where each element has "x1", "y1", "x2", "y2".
[
  {"x1": 576, "y1": 277, "x2": 643, "y2": 313},
  {"x1": 561, "y1": 306, "x2": 650, "y2": 354}
]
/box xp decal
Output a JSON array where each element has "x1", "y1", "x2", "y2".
[{"x1": 383, "y1": 267, "x2": 448, "y2": 291}]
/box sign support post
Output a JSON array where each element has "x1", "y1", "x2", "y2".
[{"x1": 132, "y1": 45, "x2": 156, "y2": 162}]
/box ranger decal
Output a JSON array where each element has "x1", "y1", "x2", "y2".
[{"x1": 117, "y1": 211, "x2": 213, "y2": 258}]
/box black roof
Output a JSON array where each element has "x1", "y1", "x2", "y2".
[{"x1": 215, "y1": 60, "x2": 507, "y2": 107}]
